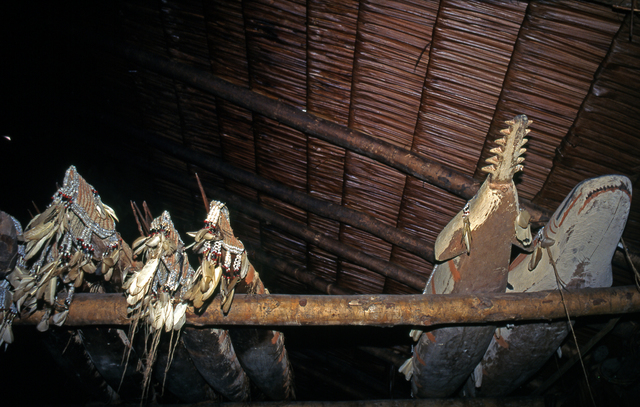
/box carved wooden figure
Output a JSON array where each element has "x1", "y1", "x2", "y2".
[
  {"x1": 188, "y1": 201, "x2": 295, "y2": 400},
  {"x1": 470, "y1": 174, "x2": 632, "y2": 396},
  {"x1": 402, "y1": 115, "x2": 533, "y2": 398}
]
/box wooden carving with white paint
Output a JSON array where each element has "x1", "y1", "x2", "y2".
[
  {"x1": 401, "y1": 115, "x2": 533, "y2": 398},
  {"x1": 187, "y1": 201, "x2": 295, "y2": 400},
  {"x1": 469, "y1": 174, "x2": 632, "y2": 396}
]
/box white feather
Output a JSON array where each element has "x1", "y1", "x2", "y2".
[
  {"x1": 52, "y1": 310, "x2": 69, "y2": 327},
  {"x1": 1, "y1": 324, "x2": 14, "y2": 345},
  {"x1": 163, "y1": 302, "x2": 173, "y2": 332},
  {"x1": 151, "y1": 302, "x2": 164, "y2": 330},
  {"x1": 102, "y1": 204, "x2": 119, "y2": 222},
  {"x1": 398, "y1": 358, "x2": 414, "y2": 381},
  {"x1": 173, "y1": 302, "x2": 188, "y2": 331},
  {"x1": 213, "y1": 265, "x2": 222, "y2": 292},
  {"x1": 129, "y1": 258, "x2": 159, "y2": 296}
]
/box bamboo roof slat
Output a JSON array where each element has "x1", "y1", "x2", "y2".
[
  {"x1": 536, "y1": 18, "x2": 640, "y2": 250},
  {"x1": 134, "y1": 70, "x2": 183, "y2": 143},
  {"x1": 204, "y1": 2, "x2": 260, "y2": 215},
  {"x1": 573, "y1": 118, "x2": 640, "y2": 160},
  {"x1": 384, "y1": 247, "x2": 428, "y2": 294},
  {"x1": 307, "y1": 0, "x2": 357, "y2": 124},
  {"x1": 250, "y1": 246, "x2": 354, "y2": 295},
  {"x1": 349, "y1": 0, "x2": 436, "y2": 145},
  {"x1": 390, "y1": 179, "x2": 465, "y2": 294},
  {"x1": 203, "y1": 2, "x2": 259, "y2": 200},
  {"x1": 307, "y1": 212, "x2": 341, "y2": 288},
  {"x1": 217, "y1": 103, "x2": 259, "y2": 194},
  {"x1": 342, "y1": 157, "x2": 406, "y2": 227},
  {"x1": 158, "y1": 0, "x2": 223, "y2": 167},
  {"x1": 244, "y1": 0, "x2": 307, "y2": 107},
  {"x1": 307, "y1": 234, "x2": 341, "y2": 283},
  {"x1": 243, "y1": 0, "x2": 310, "y2": 279},
  {"x1": 307, "y1": 138, "x2": 348, "y2": 205},
  {"x1": 396, "y1": 178, "x2": 466, "y2": 245},
  {"x1": 119, "y1": 1, "x2": 207, "y2": 220},
  {"x1": 204, "y1": 0, "x2": 250, "y2": 87},
  {"x1": 255, "y1": 116, "x2": 308, "y2": 193},
  {"x1": 338, "y1": 261, "x2": 387, "y2": 295},
  {"x1": 152, "y1": 177, "x2": 200, "y2": 227},
  {"x1": 592, "y1": 78, "x2": 640, "y2": 106},
  {"x1": 477, "y1": 0, "x2": 620, "y2": 200},
  {"x1": 159, "y1": 0, "x2": 211, "y2": 70},
  {"x1": 260, "y1": 194, "x2": 310, "y2": 291},
  {"x1": 413, "y1": 0, "x2": 524, "y2": 178},
  {"x1": 340, "y1": 0, "x2": 437, "y2": 293}
]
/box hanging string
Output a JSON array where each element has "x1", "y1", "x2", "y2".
[{"x1": 547, "y1": 246, "x2": 597, "y2": 407}]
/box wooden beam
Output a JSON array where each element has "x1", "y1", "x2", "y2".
[
  {"x1": 93, "y1": 37, "x2": 550, "y2": 223},
  {"x1": 114, "y1": 119, "x2": 434, "y2": 263},
  {"x1": 16, "y1": 286, "x2": 640, "y2": 327},
  {"x1": 132, "y1": 160, "x2": 426, "y2": 290},
  {"x1": 116, "y1": 398, "x2": 544, "y2": 406}
]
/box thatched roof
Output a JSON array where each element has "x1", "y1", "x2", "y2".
[{"x1": 2, "y1": 0, "x2": 640, "y2": 404}]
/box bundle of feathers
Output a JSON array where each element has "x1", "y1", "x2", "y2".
[
  {"x1": 124, "y1": 210, "x2": 196, "y2": 400},
  {"x1": 1, "y1": 166, "x2": 126, "y2": 345},
  {"x1": 125, "y1": 210, "x2": 195, "y2": 332},
  {"x1": 186, "y1": 200, "x2": 250, "y2": 313}
]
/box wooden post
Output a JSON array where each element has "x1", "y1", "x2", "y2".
[{"x1": 15, "y1": 286, "x2": 640, "y2": 327}]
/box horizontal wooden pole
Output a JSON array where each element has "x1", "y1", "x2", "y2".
[
  {"x1": 124, "y1": 122, "x2": 435, "y2": 264},
  {"x1": 111, "y1": 398, "x2": 544, "y2": 407},
  {"x1": 92, "y1": 37, "x2": 550, "y2": 224},
  {"x1": 16, "y1": 286, "x2": 640, "y2": 327},
  {"x1": 129, "y1": 160, "x2": 426, "y2": 290}
]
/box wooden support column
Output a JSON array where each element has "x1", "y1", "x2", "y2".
[{"x1": 16, "y1": 286, "x2": 640, "y2": 327}]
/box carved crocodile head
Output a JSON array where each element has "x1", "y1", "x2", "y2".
[
  {"x1": 475, "y1": 174, "x2": 632, "y2": 397},
  {"x1": 482, "y1": 114, "x2": 530, "y2": 184},
  {"x1": 408, "y1": 116, "x2": 535, "y2": 398},
  {"x1": 509, "y1": 174, "x2": 632, "y2": 292},
  {"x1": 434, "y1": 115, "x2": 532, "y2": 263}
]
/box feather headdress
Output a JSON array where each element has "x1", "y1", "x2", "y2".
[
  {"x1": 186, "y1": 201, "x2": 249, "y2": 314},
  {"x1": 124, "y1": 210, "x2": 196, "y2": 400},
  {"x1": 6, "y1": 166, "x2": 122, "y2": 334}
]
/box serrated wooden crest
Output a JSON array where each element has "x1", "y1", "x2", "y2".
[{"x1": 482, "y1": 115, "x2": 531, "y2": 182}]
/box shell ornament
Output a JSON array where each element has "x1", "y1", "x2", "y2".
[
  {"x1": 123, "y1": 210, "x2": 196, "y2": 401},
  {"x1": 186, "y1": 201, "x2": 249, "y2": 314},
  {"x1": 3, "y1": 166, "x2": 122, "y2": 342}
]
